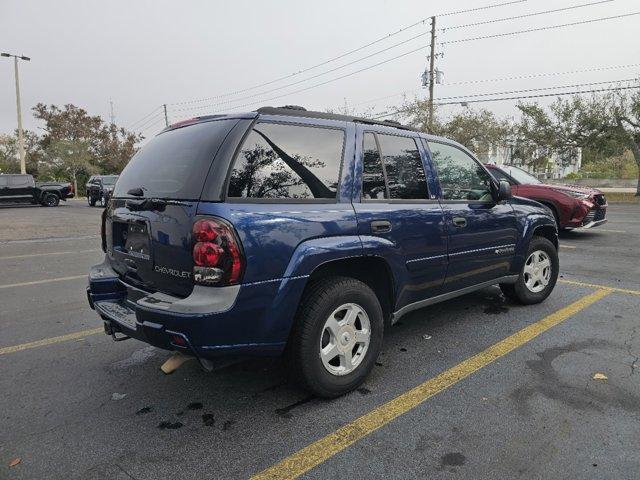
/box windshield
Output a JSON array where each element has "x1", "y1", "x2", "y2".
[
  {"x1": 102, "y1": 175, "x2": 118, "y2": 186},
  {"x1": 501, "y1": 165, "x2": 541, "y2": 184},
  {"x1": 113, "y1": 119, "x2": 238, "y2": 200}
]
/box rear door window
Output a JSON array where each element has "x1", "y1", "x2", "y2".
[
  {"x1": 227, "y1": 122, "x2": 344, "y2": 200},
  {"x1": 362, "y1": 133, "x2": 387, "y2": 199},
  {"x1": 377, "y1": 134, "x2": 428, "y2": 200},
  {"x1": 113, "y1": 119, "x2": 238, "y2": 200},
  {"x1": 8, "y1": 175, "x2": 32, "y2": 187},
  {"x1": 0, "y1": 177, "x2": 7, "y2": 187}
]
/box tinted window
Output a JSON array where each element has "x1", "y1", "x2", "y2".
[
  {"x1": 114, "y1": 119, "x2": 237, "y2": 200},
  {"x1": 378, "y1": 135, "x2": 428, "y2": 199},
  {"x1": 428, "y1": 142, "x2": 493, "y2": 201},
  {"x1": 101, "y1": 175, "x2": 118, "y2": 186},
  {"x1": 488, "y1": 167, "x2": 513, "y2": 184},
  {"x1": 228, "y1": 123, "x2": 344, "y2": 200},
  {"x1": 8, "y1": 175, "x2": 33, "y2": 187},
  {"x1": 362, "y1": 133, "x2": 387, "y2": 199}
]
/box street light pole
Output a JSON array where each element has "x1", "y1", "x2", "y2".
[{"x1": 2, "y1": 52, "x2": 30, "y2": 174}]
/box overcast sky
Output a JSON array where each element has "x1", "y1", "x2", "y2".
[{"x1": 1, "y1": 0, "x2": 638, "y2": 139}]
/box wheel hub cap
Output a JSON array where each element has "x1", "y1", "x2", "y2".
[
  {"x1": 319, "y1": 303, "x2": 371, "y2": 376},
  {"x1": 523, "y1": 250, "x2": 552, "y2": 293}
]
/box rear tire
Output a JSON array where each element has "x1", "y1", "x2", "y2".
[
  {"x1": 287, "y1": 276, "x2": 383, "y2": 398},
  {"x1": 500, "y1": 236, "x2": 558, "y2": 305},
  {"x1": 42, "y1": 193, "x2": 60, "y2": 207}
]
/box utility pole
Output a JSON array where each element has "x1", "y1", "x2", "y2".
[
  {"x1": 2, "y1": 52, "x2": 30, "y2": 174},
  {"x1": 428, "y1": 16, "x2": 436, "y2": 131},
  {"x1": 109, "y1": 99, "x2": 115, "y2": 124},
  {"x1": 163, "y1": 104, "x2": 169, "y2": 127}
]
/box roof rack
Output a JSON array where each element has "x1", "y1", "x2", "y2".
[{"x1": 255, "y1": 106, "x2": 417, "y2": 132}]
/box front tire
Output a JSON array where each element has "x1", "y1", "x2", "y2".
[
  {"x1": 500, "y1": 236, "x2": 558, "y2": 304},
  {"x1": 287, "y1": 276, "x2": 383, "y2": 398},
  {"x1": 42, "y1": 193, "x2": 60, "y2": 207}
]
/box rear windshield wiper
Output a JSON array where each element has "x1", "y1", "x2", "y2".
[{"x1": 125, "y1": 198, "x2": 191, "y2": 212}]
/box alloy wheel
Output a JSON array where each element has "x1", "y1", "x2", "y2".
[
  {"x1": 319, "y1": 303, "x2": 371, "y2": 376},
  {"x1": 523, "y1": 250, "x2": 552, "y2": 293}
]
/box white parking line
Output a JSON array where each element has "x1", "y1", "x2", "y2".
[
  {"x1": 0, "y1": 249, "x2": 100, "y2": 261},
  {"x1": 559, "y1": 244, "x2": 577, "y2": 249},
  {"x1": 0, "y1": 275, "x2": 86, "y2": 290},
  {"x1": 595, "y1": 229, "x2": 627, "y2": 233}
]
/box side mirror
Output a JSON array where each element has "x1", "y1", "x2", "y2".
[{"x1": 497, "y1": 180, "x2": 512, "y2": 201}]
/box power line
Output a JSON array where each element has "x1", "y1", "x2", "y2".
[
  {"x1": 171, "y1": 1, "x2": 607, "y2": 111},
  {"x1": 440, "y1": 11, "x2": 640, "y2": 45},
  {"x1": 174, "y1": 11, "x2": 640, "y2": 118},
  {"x1": 132, "y1": 111, "x2": 166, "y2": 132},
  {"x1": 351, "y1": 63, "x2": 640, "y2": 108},
  {"x1": 174, "y1": 45, "x2": 429, "y2": 117},
  {"x1": 171, "y1": 30, "x2": 433, "y2": 113},
  {"x1": 169, "y1": 0, "x2": 528, "y2": 107},
  {"x1": 127, "y1": 106, "x2": 163, "y2": 130},
  {"x1": 442, "y1": 0, "x2": 613, "y2": 30},
  {"x1": 373, "y1": 84, "x2": 640, "y2": 118},
  {"x1": 435, "y1": 78, "x2": 638, "y2": 101}
]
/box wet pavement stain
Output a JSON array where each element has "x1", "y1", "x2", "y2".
[
  {"x1": 187, "y1": 402, "x2": 203, "y2": 410},
  {"x1": 399, "y1": 347, "x2": 408, "y2": 352},
  {"x1": 222, "y1": 419, "x2": 236, "y2": 431},
  {"x1": 482, "y1": 295, "x2": 509, "y2": 314},
  {"x1": 135, "y1": 406, "x2": 153, "y2": 415},
  {"x1": 510, "y1": 339, "x2": 640, "y2": 415},
  {"x1": 275, "y1": 396, "x2": 314, "y2": 418},
  {"x1": 202, "y1": 413, "x2": 215, "y2": 426},
  {"x1": 357, "y1": 387, "x2": 371, "y2": 395},
  {"x1": 375, "y1": 361, "x2": 384, "y2": 367},
  {"x1": 157, "y1": 421, "x2": 183, "y2": 430},
  {"x1": 440, "y1": 452, "x2": 466, "y2": 468}
]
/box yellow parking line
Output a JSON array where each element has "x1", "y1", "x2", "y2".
[
  {"x1": 0, "y1": 327, "x2": 103, "y2": 356},
  {"x1": 0, "y1": 249, "x2": 100, "y2": 260},
  {"x1": 559, "y1": 278, "x2": 640, "y2": 296},
  {"x1": 251, "y1": 288, "x2": 612, "y2": 480},
  {"x1": 0, "y1": 275, "x2": 86, "y2": 290}
]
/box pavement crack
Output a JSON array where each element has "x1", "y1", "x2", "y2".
[
  {"x1": 623, "y1": 326, "x2": 639, "y2": 377},
  {"x1": 115, "y1": 463, "x2": 140, "y2": 480}
]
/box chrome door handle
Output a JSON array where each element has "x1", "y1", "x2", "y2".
[
  {"x1": 371, "y1": 220, "x2": 392, "y2": 233},
  {"x1": 452, "y1": 217, "x2": 467, "y2": 228}
]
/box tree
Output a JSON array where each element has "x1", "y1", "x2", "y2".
[
  {"x1": 32, "y1": 103, "x2": 142, "y2": 176},
  {"x1": 612, "y1": 89, "x2": 640, "y2": 195},
  {"x1": 0, "y1": 130, "x2": 44, "y2": 175},
  {"x1": 393, "y1": 96, "x2": 512, "y2": 160},
  {"x1": 46, "y1": 139, "x2": 96, "y2": 194},
  {"x1": 517, "y1": 89, "x2": 640, "y2": 194}
]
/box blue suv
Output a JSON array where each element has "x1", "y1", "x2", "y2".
[{"x1": 87, "y1": 106, "x2": 559, "y2": 397}]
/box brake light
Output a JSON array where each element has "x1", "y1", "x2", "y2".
[{"x1": 192, "y1": 218, "x2": 244, "y2": 286}]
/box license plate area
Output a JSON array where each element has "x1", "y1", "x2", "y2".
[{"x1": 113, "y1": 221, "x2": 151, "y2": 260}]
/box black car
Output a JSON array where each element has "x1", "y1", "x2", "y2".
[
  {"x1": 86, "y1": 175, "x2": 118, "y2": 207},
  {"x1": 0, "y1": 174, "x2": 74, "y2": 207}
]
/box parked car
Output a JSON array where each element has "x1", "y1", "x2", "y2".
[
  {"x1": 484, "y1": 164, "x2": 608, "y2": 230},
  {"x1": 0, "y1": 174, "x2": 74, "y2": 207},
  {"x1": 86, "y1": 175, "x2": 119, "y2": 207},
  {"x1": 87, "y1": 106, "x2": 559, "y2": 397}
]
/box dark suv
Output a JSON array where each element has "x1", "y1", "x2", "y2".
[
  {"x1": 87, "y1": 107, "x2": 559, "y2": 397},
  {"x1": 86, "y1": 175, "x2": 119, "y2": 207},
  {"x1": 0, "y1": 174, "x2": 73, "y2": 207}
]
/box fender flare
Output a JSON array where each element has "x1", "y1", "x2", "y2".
[
  {"x1": 513, "y1": 213, "x2": 558, "y2": 272},
  {"x1": 265, "y1": 234, "x2": 402, "y2": 344}
]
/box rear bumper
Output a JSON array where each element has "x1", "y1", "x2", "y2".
[{"x1": 87, "y1": 257, "x2": 307, "y2": 358}]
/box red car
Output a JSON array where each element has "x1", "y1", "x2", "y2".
[{"x1": 485, "y1": 164, "x2": 608, "y2": 230}]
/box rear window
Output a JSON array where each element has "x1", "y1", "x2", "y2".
[
  {"x1": 113, "y1": 119, "x2": 237, "y2": 200},
  {"x1": 227, "y1": 122, "x2": 344, "y2": 200}
]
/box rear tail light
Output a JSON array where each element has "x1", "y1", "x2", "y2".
[{"x1": 192, "y1": 217, "x2": 244, "y2": 286}]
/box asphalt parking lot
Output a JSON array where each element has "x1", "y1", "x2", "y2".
[{"x1": 1, "y1": 199, "x2": 639, "y2": 479}]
